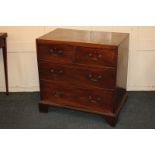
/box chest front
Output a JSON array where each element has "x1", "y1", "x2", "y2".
[{"x1": 36, "y1": 28, "x2": 129, "y2": 127}]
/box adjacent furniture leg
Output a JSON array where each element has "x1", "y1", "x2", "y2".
[
  {"x1": 2, "y1": 39, "x2": 9, "y2": 95},
  {"x1": 104, "y1": 115, "x2": 118, "y2": 127},
  {"x1": 39, "y1": 103, "x2": 49, "y2": 113}
]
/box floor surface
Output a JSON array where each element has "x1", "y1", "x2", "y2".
[{"x1": 0, "y1": 92, "x2": 155, "y2": 129}]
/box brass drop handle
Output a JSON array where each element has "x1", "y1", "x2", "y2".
[
  {"x1": 57, "y1": 69, "x2": 64, "y2": 74},
  {"x1": 88, "y1": 96, "x2": 101, "y2": 104},
  {"x1": 88, "y1": 73, "x2": 103, "y2": 82},
  {"x1": 53, "y1": 91, "x2": 64, "y2": 98},
  {"x1": 49, "y1": 48, "x2": 64, "y2": 55},
  {"x1": 87, "y1": 52, "x2": 102, "y2": 61},
  {"x1": 49, "y1": 48, "x2": 55, "y2": 53},
  {"x1": 88, "y1": 53, "x2": 93, "y2": 57},
  {"x1": 50, "y1": 69, "x2": 55, "y2": 73},
  {"x1": 50, "y1": 69, "x2": 64, "y2": 75}
]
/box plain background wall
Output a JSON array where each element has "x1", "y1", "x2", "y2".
[{"x1": 0, "y1": 26, "x2": 155, "y2": 92}]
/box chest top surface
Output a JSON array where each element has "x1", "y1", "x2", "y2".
[{"x1": 38, "y1": 28, "x2": 129, "y2": 47}]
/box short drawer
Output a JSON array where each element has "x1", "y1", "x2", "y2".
[
  {"x1": 38, "y1": 61, "x2": 116, "y2": 89},
  {"x1": 37, "y1": 44, "x2": 75, "y2": 63},
  {"x1": 75, "y1": 46, "x2": 117, "y2": 67},
  {"x1": 40, "y1": 80, "x2": 114, "y2": 113}
]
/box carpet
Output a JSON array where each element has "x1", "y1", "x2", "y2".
[{"x1": 0, "y1": 92, "x2": 155, "y2": 129}]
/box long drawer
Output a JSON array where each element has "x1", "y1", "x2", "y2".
[
  {"x1": 40, "y1": 80, "x2": 114, "y2": 113},
  {"x1": 38, "y1": 61, "x2": 116, "y2": 89}
]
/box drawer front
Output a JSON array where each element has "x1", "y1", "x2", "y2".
[
  {"x1": 40, "y1": 80, "x2": 114, "y2": 113},
  {"x1": 37, "y1": 44, "x2": 74, "y2": 63},
  {"x1": 76, "y1": 46, "x2": 117, "y2": 67},
  {"x1": 39, "y1": 62, "x2": 116, "y2": 89}
]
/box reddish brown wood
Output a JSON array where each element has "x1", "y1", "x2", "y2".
[
  {"x1": 0, "y1": 33, "x2": 9, "y2": 95},
  {"x1": 37, "y1": 44, "x2": 75, "y2": 63},
  {"x1": 37, "y1": 28, "x2": 128, "y2": 48},
  {"x1": 75, "y1": 46, "x2": 117, "y2": 67},
  {"x1": 40, "y1": 80, "x2": 114, "y2": 113},
  {"x1": 104, "y1": 115, "x2": 118, "y2": 127},
  {"x1": 36, "y1": 29, "x2": 129, "y2": 127},
  {"x1": 39, "y1": 103, "x2": 49, "y2": 113},
  {"x1": 38, "y1": 61, "x2": 116, "y2": 89}
]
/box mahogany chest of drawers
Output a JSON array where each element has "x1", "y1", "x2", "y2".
[{"x1": 36, "y1": 28, "x2": 129, "y2": 126}]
